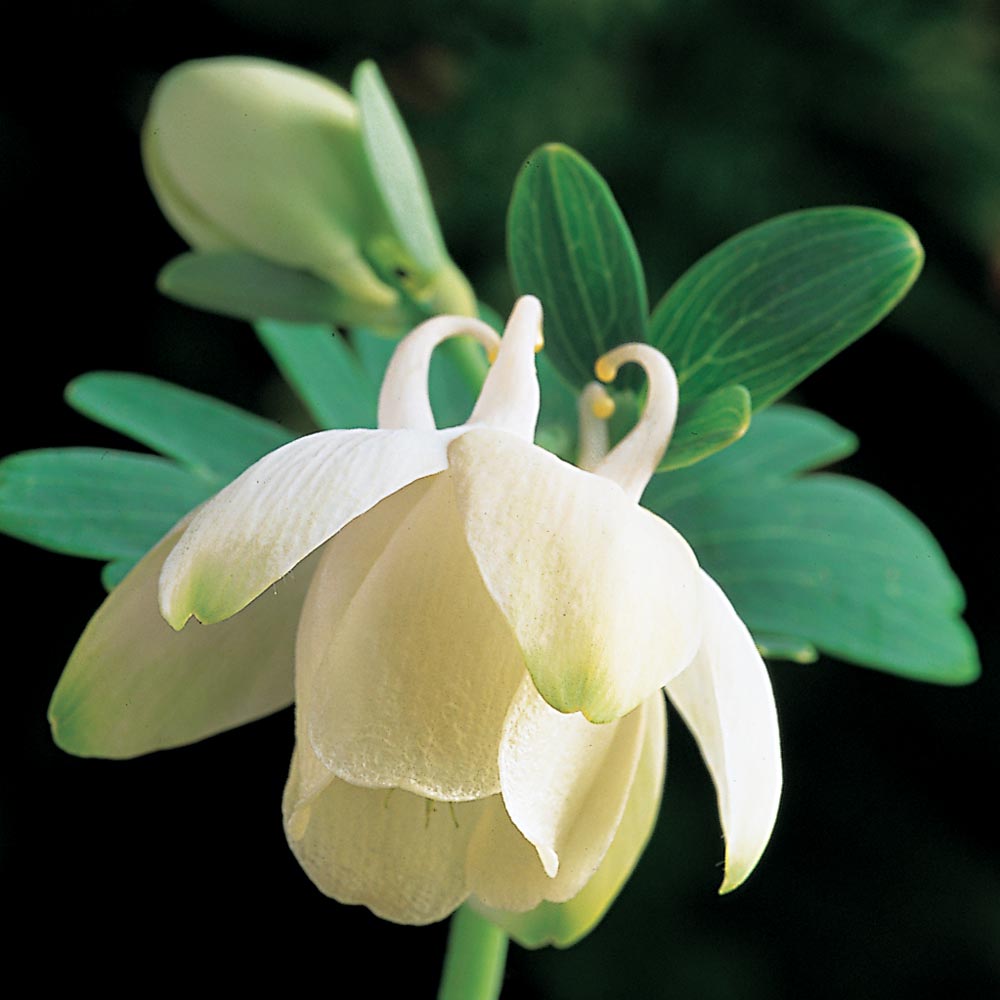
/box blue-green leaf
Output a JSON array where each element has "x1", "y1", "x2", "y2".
[
  {"x1": 67, "y1": 372, "x2": 293, "y2": 483},
  {"x1": 661, "y1": 385, "x2": 752, "y2": 471},
  {"x1": 0, "y1": 449, "x2": 212, "y2": 562},
  {"x1": 645, "y1": 404, "x2": 857, "y2": 509},
  {"x1": 534, "y1": 351, "x2": 580, "y2": 461},
  {"x1": 352, "y1": 327, "x2": 397, "y2": 389},
  {"x1": 649, "y1": 207, "x2": 924, "y2": 409},
  {"x1": 256, "y1": 319, "x2": 379, "y2": 430},
  {"x1": 646, "y1": 406, "x2": 978, "y2": 684},
  {"x1": 508, "y1": 144, "x2": 648, "y2": 389},
  {"x1": 158, "y1": 250, "x2": 348, "y2": 325}
]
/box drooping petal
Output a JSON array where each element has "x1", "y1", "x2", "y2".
[
  {"x1": 466, "y1": 679, "x2": 648, "y2": 912},
  {"x1": 283, "y1": 746, "x2": 487, "y2": 925},
  {"x1": 160, "y1": 427, "x2": 456, "y2": 628},
  {"x1": 477, "y1": 691, "x2": 667, "y2": 948},
  {"x1": 664, "y1": 571, "x2": 782, "y2": 893},
  {"x1": 49, "y1": 521, "x2": 316, "y2": 759},
  {"x1": 448, "y1": 428, "x2": 703, "y2": 723},
  {"x1": 298, "y1": 471, "x2": 526, "y2": 801}
]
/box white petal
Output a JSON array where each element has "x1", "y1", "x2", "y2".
[
  {"x1": 467, "y1": 679, "x2": 648, "y2": 911},
  {"x1": 476, "y1": 692, "x2": 666, "y2": 948},
  {"x1": 377, "y1": 314, "x2": 499, "y2": 431},
  {"x1": 467, "y1": 295, "x2": 541, "y2": 440},
  {"x1": 160, "y1": 427, "x2": 453, "y2": 628},
  {"x1": 298, "y1": 471, "x2": 525, "y2": 801},
  {"x1": 665, "y1": 571, "x2": 782, "y2": 893},
  {"x1": 283, "y1": 747, "x2": 487, "y2": 925},
  {"x1": 448, "y1": 428, "x2": 703, "y2": 723},
  {"x1": 49, "y1": 521, "x2": 316, "y2": 758}
]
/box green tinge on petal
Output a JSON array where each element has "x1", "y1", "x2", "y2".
[
  {"x1": 665, "y1": 571, "x2": 782, "y2": 893},
  {"x1": 448, "y1": 428, "x2": 703, "y2": 723},
  {"x1": 159, "y1": 427, "x2": 454, "y2": 629},
  {"x1": 479, "y1": 692, "x2": 666, "y2": 948},
  {"x1": 298, "y1": 474, "x2": 525, "y2": 801},
  {"x1": 50, "y1": 521, "x2": 315, "y2": 759},
  {"x1": 283, "y1": 746, "x2": 488, "y2": 925}
]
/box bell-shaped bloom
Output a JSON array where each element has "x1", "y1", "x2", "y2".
[
  {"x1": 143, "y1": 56, "x2": 476, "y2": 330},
  {"x1": 49, "y1": 297, "x2": 781, "y2": 946}
]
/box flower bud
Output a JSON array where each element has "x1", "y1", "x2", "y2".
[{"x1": 143, "y1": 56, "x2": 475, "y2": 330}]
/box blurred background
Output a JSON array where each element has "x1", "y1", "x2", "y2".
[{"x1": 2, "y1": 1, "x2": 998, "y2": 995}]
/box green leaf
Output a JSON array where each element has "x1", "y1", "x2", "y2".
[
  {"x1": 507, "y1": 144, "x2": 648, "y2": 389},
  {"x1": 0, "y1": 449, "x2": 212, "y2": 562},
  {"x1": 352, "y1": 61, "x2": 446, "y2": 271},
  {"x1": 429, "y1": 340, "x2": 482, "y2": 428},
  {"x1": 649, "y1": 207, "x2": 924, "y2": 409},
  {"x1": 646, "y1": 406, "x2": 978, "y2": 684},
  {"x1": 534, "y1": 351, "x2": 580, "y2": 461},
  {"x1": 352, "y1": 327, "x2": 397, "y2": 388},
  {"x1": 67, "y1": 372, "x2": 294, "y2": 482},
  {"x1": 660, "y1": 384, "x2": 752, "y2": 471},
  {"x1": 645, "y1": 404, "x2": 857, "y2": 510},
  {"x1": 101, "y1": 560, "x2": 134, "y2": 590},
  {"x1": 256, "y1": 319, "x2": 379, "y2": 430},
  {"x1": 158, "y1": 250, "x2": 348, "y2": 325}
]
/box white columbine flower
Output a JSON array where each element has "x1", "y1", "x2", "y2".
[{"x1": 49, "y1": 297, "x2": 781, "y2": 946}]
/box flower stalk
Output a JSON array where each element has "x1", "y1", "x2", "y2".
[{"x1": 437, "y1": 906, "x2": 509, "y2": 1000}]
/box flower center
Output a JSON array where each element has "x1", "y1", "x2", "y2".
[
  {"x1": 590, "y1": 343, "x2": 680, "y2": 502},
  {"x1": 576, "y1": 383, "x2": 615, "y2": 471}
]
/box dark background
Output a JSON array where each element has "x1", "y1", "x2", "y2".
[{"x1": 3, "y1": 2, "x2": 998, "y2": 995}]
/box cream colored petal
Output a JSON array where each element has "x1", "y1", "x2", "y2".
[
  {"x1": 377, "y1": 314, "x2": 499, "y2": 431},
  {"x1": 160, "y1": 427, "x2": 455, "y2": 628},
  {"x1": 476, "y1": 692, "x2": 666, "y2": 948},
  {"x1": 298, "y1": 471, "x2": 526, "y2": 801},
  {"x1": 466, "y1": 681, "x2": 648, "y2": 912},
  {"x1": 467, "y1": 295, "x2": 542, "y2": 441},
  {"x1": 448, "y1": 428, "x2": 703, "y2": 723},
  {"x1": 283, "y1": 746, "x2": 487, "y2": 925},
  {"x1": 49, "y1": 521, "x2": 317, "y2": 759},
  {"x1": 665, "y1": 571, "x2": 782, "y2": 893}
]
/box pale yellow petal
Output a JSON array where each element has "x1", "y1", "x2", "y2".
[
  {"x1": 665, "y1": 571, "x2": 782, "y2": 893},
  {"x1": 160, "y1": 427, "x2": 455, "y2": 628},
  {"x1": 50, "y1": 522, "x2": 316, "y2": 759},
  {"x1": 448, "y1": 428, "x2": 703, "y2": 723},
  {"x1": 283, "y1": 747, "x2": 487, "y2": 925},
  {"x1": 477, "y1": 692, "x2": 666, "y2": 948},
  {"x1": 467, "y1": 681, "x2": 648, "y2": 912},
  {"x1": 298, "y1": 471, "x2": 525, "y2": 801},
  {"x1": 467, "y1": 295, "x2": 542, "y2": 441}
]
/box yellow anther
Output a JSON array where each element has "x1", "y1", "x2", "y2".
[
  {"x1": 534, "y1": 329, "x2": 545, "y2": 353},
  {"x1": 591, "y1": 393, "x2": 616, "y2": 421},
  {"x1": 487, "y1": 344, "x2": 499, "y2": 364},
  {"x1": 594, "y1": 356, "x2": 618, "y2": 383}
]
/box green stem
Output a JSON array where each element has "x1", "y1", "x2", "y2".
[{"x1": 437, "y1": 906, "x2": 509, "y2": 1000}]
